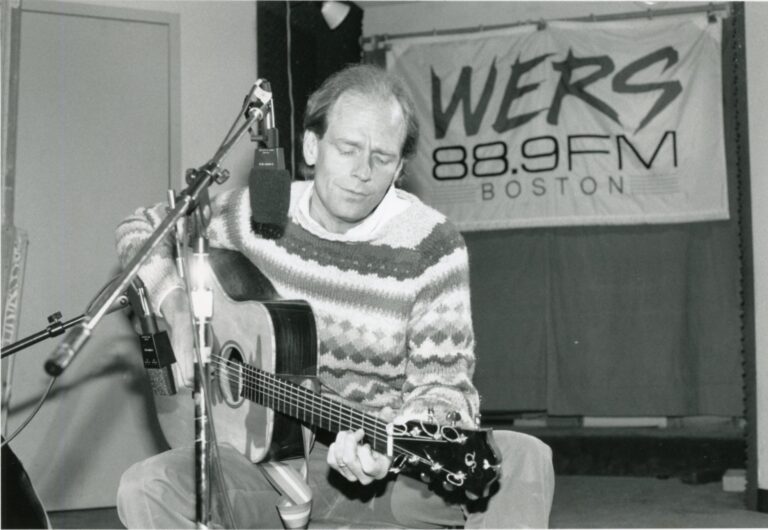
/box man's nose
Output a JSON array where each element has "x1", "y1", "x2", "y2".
[{"x1": 352, "y1": 152, "x2": 372, "y2": 181}]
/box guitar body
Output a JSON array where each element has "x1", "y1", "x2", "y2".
[{"x1": 154, "y1": 249, "x2": 318, "y2": 463}]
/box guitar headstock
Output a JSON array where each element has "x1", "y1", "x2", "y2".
[{"x1": 387, "y1": 419, "x2": 502, "y2": 499}]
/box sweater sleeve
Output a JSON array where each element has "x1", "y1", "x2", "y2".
[
  {"x1": 398, "y1": 229, "x2": 480, "y2": 430},
  {"x1": 114, "y1": 188, "x2": 246, "y2": 313}
]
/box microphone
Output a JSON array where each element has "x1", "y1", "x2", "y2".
[
  {"x1": 43, "y1": 291, "x2": 131, "y2": 375},
  {"x1": 249, "y1": 80, "x2": 291, "y2": 239},
  {"x1": 44, "y1": 324, "x2": 92, "y2": 376},
  {"x1": 250, "y1": 166, "x2": 291, "y2": 239},
  {"x1": 127, "y1": 279, "x2": 177, "y2": 396}
]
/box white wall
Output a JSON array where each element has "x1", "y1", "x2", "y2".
[
  {"x1": 745, "y1": 1, "x2": 768, "y2": 494},
  {"x1": 6, "y1": 0, "x2": 257, "y2": 509},
  {"x1": 63, "y1": 0, "x2": 258, "y2": 193}
]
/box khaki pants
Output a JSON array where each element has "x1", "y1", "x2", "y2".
[{"x1": 117, "y1": 430, "x2": 555, "y2": 529}]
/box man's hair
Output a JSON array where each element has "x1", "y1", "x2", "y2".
[{"x1": 303, "y1": 63, "x2": 420, "y2": 161}]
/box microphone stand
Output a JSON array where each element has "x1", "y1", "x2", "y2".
[
  {"x1": 44, "y1": 81, "x2": 273, "y2": 529},
  {"x1": 187, "y1": 231, "x2": 213, "y2": 528},
  {"x1": 1, "y1": 295, "x2": 129, "y2": 359}
]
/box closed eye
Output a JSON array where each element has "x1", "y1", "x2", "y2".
[
  {"x1": 336, "y1": 142, "x2": 358, "y2": 156},
  {"x1": 373, "y1": 155, "x2": 395, "y2": 166}
]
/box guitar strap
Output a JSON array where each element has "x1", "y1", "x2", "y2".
[{"x1": 258, "y1": 424, "x2": 315, "y2": 529}]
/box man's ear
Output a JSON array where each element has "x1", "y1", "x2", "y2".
[{"x1": 303, "y1": 131, "x2": 318, "y2": 166}]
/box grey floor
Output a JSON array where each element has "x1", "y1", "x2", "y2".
[
  {"x1": 47, "y1": 474, "x2": 768, "y2": 529},
  {"x1": 550, "y1": 475, "x2": 768, "y2": 528}
]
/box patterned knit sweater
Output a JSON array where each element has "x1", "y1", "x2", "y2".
[{"x1": 116, "y1": 181, "x2": 480, "y2": 428}]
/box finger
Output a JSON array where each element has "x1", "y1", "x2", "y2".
[
  {"x1": 358, "y1": 444, "x2": 388, "y2": 482},
  {"x1": 345, "y1": 431, "x2": 382, "y2": 485},
  {"x1": 370, "y1": 445, "x2": 393, "y2": 479},
  {"x1": 356, "y1": 445, "x2": 375, "y2": 485},
  {"x1": 334, "y1": 431, "x2": 352, "y2": 466},
  {"x1": 341, "y1": 431, "x2": 371, "y2": 484},
  {"x1": 351, "y1": 428, "x2": 366, "y2": 443},
  {"x1": 327, "y1": 440, "x2": 354, "y2": 480},
  {"x1": 341, "y1": 430, "x2": 362, "y2": 470},
  {"x1": 328, "y1": 433, "x2": 358, "y2": 482}
]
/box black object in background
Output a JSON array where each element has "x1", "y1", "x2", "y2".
[
  {"x1": 257, "y1": 1, "x2": 362, "y2": 178},
  {"x1": 2, "y1": 439, "x2": 50, "y2": 529}
]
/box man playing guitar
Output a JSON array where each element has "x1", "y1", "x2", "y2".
[{"x1": 115, "y1": 64, "x2": 554, "y2": 529}]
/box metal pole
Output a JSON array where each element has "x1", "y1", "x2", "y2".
[{"x1": 361, "y1": 2, "x2": 730, "y2": 48}]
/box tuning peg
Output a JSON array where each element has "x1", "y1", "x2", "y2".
[{"x1": 446, "y1": 410, "x2": 462, "y2": 426}]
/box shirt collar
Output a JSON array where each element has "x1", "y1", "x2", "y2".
[{"x1": 293, "y1": 181, "x2": 409, "y2": 242}]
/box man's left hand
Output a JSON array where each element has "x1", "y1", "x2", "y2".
[{"x1": 327, "y1": 429, "x2": 392, "y2": 485}]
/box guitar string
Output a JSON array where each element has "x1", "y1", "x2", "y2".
[
  {"x1": 208, "y1": 356, "x2": 389, "y2": 436},
  {"x1": 207, "y1": 356, "x2": 455, "y2": 472},
  {"x1": 210, "y1": 353, "x2": 457, "y2": 448},
  {"x1": 206, "y1": 361, "x2": 494, "y2": 494},
  {"x1": 208, "y1": 353, "x2": 461, "y2": 451},
  {"x1": 209, "y1": 358, "x2": 436, "y2": 470},
  {"x1": 209, "y1": 357, "x2": 411, "y2": 452}
]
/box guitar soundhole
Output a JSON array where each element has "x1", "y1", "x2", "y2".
[{"x1": 218, "y1": 343, "x2": 245, "y2": 407}]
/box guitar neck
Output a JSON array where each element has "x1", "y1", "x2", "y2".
[{"x1": 236, "y1": 360, "x2": 392, "y2": 455}]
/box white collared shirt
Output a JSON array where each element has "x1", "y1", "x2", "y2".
[{"x1": 292, "y1": 181, "x2": 410, "y2": 242}]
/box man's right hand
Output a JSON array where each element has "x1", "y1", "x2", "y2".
[{"x1": 159, "y1": 289, "x2": 196, "y2": 389}]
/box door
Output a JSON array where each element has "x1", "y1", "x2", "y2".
[{"x1": 6, "y1": 0, "x2": 180, "y2": 509}]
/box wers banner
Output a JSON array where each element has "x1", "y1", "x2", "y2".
[{"x1": 387, "y1": 17, "x2": 728, "y2": 230}]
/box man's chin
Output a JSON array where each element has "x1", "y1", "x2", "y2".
[{"x1": 335, "y1": 204, "x2": 375, "y2": 225}]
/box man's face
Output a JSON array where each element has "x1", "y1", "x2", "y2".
[{"x1": 303, "y1": 91, "x2": 406, "y2": 234}]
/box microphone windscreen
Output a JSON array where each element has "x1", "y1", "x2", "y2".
[{"x1": 249, "y1": 168, "x2": 291, "y2": 239}]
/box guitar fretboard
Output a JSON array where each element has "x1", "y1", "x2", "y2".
[{"x1": 216, "y1": 356, "x2": 393, "y2": 455}]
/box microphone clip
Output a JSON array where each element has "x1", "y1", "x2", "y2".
[
  {"x1": 248, "y1": 80, "x2": 278, "y2": 148},
  {"x1": 245, "y1": 79, "x2": 273, "y2": 121},
  {"x1": 128, "y1": 280, "x2": 177, "y2": 396}
]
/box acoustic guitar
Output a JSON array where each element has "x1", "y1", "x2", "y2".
[{"x1": 153, "y1": 249, "x2": 501, "y2": 498}]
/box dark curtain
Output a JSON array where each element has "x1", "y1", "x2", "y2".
[{"x1": 257, "y1": 1, "x2": 362, "y2": 178}]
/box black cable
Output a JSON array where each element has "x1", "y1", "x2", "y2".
[
  {"x1": 85, "y1": 273, "x2": 124, "y2": 313},
  {"x1": 1, "y1": 377, "x2": 56, "y2": 448},
  {"x1": 286, "y1": 1, "x2": 296, "y2": 179}
]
